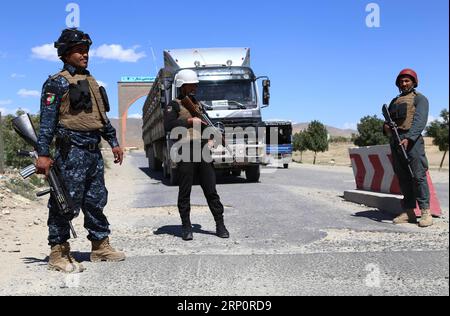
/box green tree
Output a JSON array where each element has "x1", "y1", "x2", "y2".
[
  {"x1": 306, "y1": 120, "x2": 328, "y2": 165},
  {"x1": 293, "y1": 130, "x2": 309, "y2": 163},
  {"x1": 353, "y1": 115, "x2": 389, "y2": 147},
  {"x1": 426, "y1": 109, "x2": 449, "y2": 170}
]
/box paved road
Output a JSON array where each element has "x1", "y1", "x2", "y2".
[{"x1": 3, "y1": 152, "x2": 448, "y2": 296}]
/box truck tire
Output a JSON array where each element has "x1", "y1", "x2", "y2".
[
  {"x1": 169, "y1": 168, "x2": 178, "y2": 186},
  {"x1": 283, "y1": 164, "x2": 289, "y2": 169},
  {"x1": 245, "y1": 165, "x2": 261, "y2": 182},
  {"x1": 148, "y1": 147, "x2": 162, "y2": 171},
  {"x1": 232, "y1": 170, "x2": 242, "y2": 177},
  {"x1": 163, "y1": 160, "x2": 169, "y2": 179}
]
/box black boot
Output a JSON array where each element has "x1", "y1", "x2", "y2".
[
  {"x1": 216, "y1": 221, "x2": 230, "y2": 239},
  {"x1": 182, "y1": 224, "x2": 193, "y2": 241}
]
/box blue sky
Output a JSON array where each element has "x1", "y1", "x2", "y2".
[{"x1": 0, "y1": 0, "x2": 448, "y2": 130}]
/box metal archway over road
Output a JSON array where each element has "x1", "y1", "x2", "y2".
[{"x1": 118, "y1": 77, "x2": 154, "y2": 148}]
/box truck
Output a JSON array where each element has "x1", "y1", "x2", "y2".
[
  {"x1": 142, "y1": 48, "x2": 271, "y2": 185},
  {"x1": 262, "y1": 121, "x2": 293, "y2": 169}
]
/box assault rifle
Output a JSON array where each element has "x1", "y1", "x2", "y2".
[
  {"x1": 181, "y1": 96, "x2": 234, "y2": 157},
  {"x1": 12, "y1": 114, "x2": 78, "y2": 238},
  {"x1": 382, "y1": 104, "x2": 415, "y2": 179}
]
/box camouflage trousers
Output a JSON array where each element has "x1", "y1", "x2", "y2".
[{"x1": 48, "y1": 146, "x2": 110, "y2": 246}]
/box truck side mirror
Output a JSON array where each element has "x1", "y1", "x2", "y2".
[{"x1": 262, "y1": 79, "x2": 271, "y2": 106}]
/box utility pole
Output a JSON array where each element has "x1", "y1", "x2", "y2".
[{"x1": 0, "y1": 112, "x2": 5, "y2": 174}]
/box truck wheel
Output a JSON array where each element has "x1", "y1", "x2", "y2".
[
  {"x1": 232, "y1": 170, "x2": 242, "y2": 177},
  {"x1": 148, "y1": 147, "x2": 162, "y2": 171},
  {"x1": 163, "y1": 161, "x2": 169, "y2": 179},
  {"x1": 169, "y1": 168, "x2": 178, "y2": 186},
  {"x1": 283, "y1": 164, "x2": 289, "y2": 169},
  {"x1": 245, "y1": 166, "x2": 261, "y2": 182}
]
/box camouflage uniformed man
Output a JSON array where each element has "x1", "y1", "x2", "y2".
[
  {"x1": 36, "y1": 28, "x2": 126, "y2": 273},
  {"x1": 384, "y1": 69, "x2": 433, "y2": 228}
]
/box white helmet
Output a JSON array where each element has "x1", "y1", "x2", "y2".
[{"x1": 175, "y1": 69, "x2": 199, "y2": 88}]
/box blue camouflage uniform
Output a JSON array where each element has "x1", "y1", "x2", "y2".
[{"x1": 37, "y1": 64, "x2": 119, "y2": 246}]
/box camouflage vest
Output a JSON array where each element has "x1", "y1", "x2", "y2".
[
  {"x1": 390, "y1": 91, "x2": 419, "y2": 131},
  {"x1": 56, "y1": 70, "x2": 108, "y2": 131},
  {"x1": 175, "y1": 99, "x2": 202, "y2": 141}
]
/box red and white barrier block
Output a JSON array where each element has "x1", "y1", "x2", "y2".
[{"x1": 347, "y1": 145, "x2": 441, "y2": 217}]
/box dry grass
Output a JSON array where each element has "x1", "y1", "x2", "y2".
[{"x1": 293, "y1": 137, "x2": 449, "y2": 170}]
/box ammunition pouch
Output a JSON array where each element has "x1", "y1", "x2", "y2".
[
  {"x1": 99, "y1": 86, "x2": 110, "y2": 112},
  {"x1": 389, "y1": 102, "x2": 408, "y2": 121},
  {"x1": 69, "y1": 80, "x2": 92, "y2": 111}
]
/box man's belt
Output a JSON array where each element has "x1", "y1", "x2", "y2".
[{"x1": 72, "y1": 143, "x2": 100, "y2": 151}]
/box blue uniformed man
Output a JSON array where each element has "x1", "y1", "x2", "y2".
[
  {"x1": 36, "y1": 28, "x2": 126, "y2": 273},
  {"x1": 384, "y1": 69, "x2": 433, "y2": 228}
]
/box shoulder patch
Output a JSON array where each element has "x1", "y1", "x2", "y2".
[{"x1": 44, "y1": 93, "x2": 56, "y2": 106}]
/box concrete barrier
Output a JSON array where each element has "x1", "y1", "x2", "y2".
[{"x1": 346, "y1": 145, "x2": 441, "y2": 217}]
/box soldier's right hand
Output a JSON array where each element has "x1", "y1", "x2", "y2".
[
  {"x1": 188, "y1": 117, "x2": 207, "y2": 126},
  {"x1": 36, "y1": 156, "x2": 54, "y2": 178}
]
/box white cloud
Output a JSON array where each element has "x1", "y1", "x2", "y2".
[
  {"x1": 31, "y1": 43, "x2": 59, "y2": 62},
  {"x1": 11, "y1": 73, "x2": 26, "y2": 79},
  {"x1": 18, "y1": 89, "x2": 40, "y2": 98},
  {"x1": 91, "y1": 44, "x2": 146, "y2": 63},
  {"x1": 31, "y1": 43, "x2": 146, "y2": 63},
  {"x1": 128, "y1": 113, "x2": 143, "y2": 119},
  {"x1": 0, "y1": 107, "x2": 32, "y2": 115},
  {"x1": 96, "y1": 80, "x2": 108, "y2": 88},
  {"x1": 343, "y1": 122, "x2": 357, "y2": 130},
  {"x1": 0, "y1": 100, "x2": 12, "y2": 106},
  {"x1": 427, "y1": 115, "x2": 444, "y2": 125}
]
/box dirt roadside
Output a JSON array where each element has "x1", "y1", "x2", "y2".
[{"x1": 0, "y1": 148, "x2": 448, "y2": 293}]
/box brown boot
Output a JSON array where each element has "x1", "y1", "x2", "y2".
[
  {"x1": 393, "y1": 209, "x2": 417, "y2": 224},
  {"x1": 419, "y1": 209, "x2": 433, "y2": 228},
  {"x1": 48, "y1": 242, "x2": 85, "y2": 273},
  {"x1": 91, "y1": 237, "x2": 126, "y2": 262}
]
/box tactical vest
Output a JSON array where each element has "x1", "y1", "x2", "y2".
[
  {"x1": 56, "y1": 70, "x2": 108, "y2": 131},
  {"x1": 389, "y1": 91, "x2": 419, "y2": 131},
  {"x1": 175, "y1": 99, "x2": 202, "y2": 141}
]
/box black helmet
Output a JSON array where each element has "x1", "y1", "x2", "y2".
[{"x1": 54, "y1": 28, "x2": 92, "y2": 57}]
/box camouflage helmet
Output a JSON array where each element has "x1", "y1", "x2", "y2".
[{"x1": 54, "y1": 28, "x2": 92, "y2": 58}]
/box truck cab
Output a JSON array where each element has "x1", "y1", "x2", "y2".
[{"x1": 262, "y1": 121, "x2": 293, "y2": 169}]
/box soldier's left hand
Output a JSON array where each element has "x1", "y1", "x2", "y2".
[{"x1": 112, "y1": 147, "x2": 124, "y2": 165}]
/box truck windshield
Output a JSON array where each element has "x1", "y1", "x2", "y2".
[{"x1": 196, "y1": 80, "x2": 257, "y2": 109}]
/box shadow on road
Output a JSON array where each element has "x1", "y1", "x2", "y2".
[
  {"x1": 352, "y1": 210, "x2": 395, "y2": 223},
  {"x1": 139, "y1": 167, "x2": 253, "y2": 186},
  {"x1": 154, "y1": 224, "x2": 216, "y2": 238},
  {"x1": 22, "y1": 257, "x2": 48, "y2": 266},
  {"x1": 22, "y1": 251, "x2": 92, "y2": 266}
]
